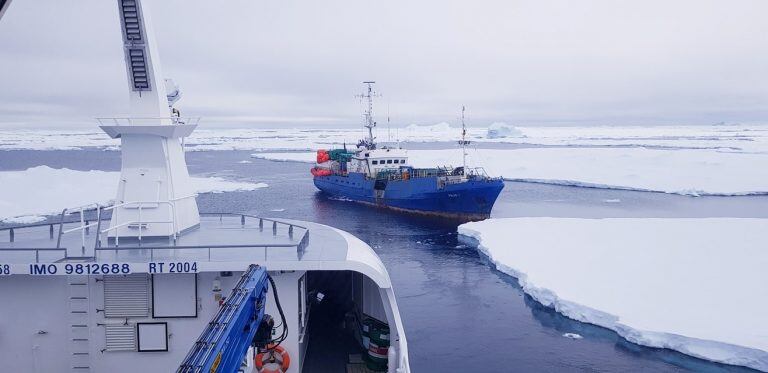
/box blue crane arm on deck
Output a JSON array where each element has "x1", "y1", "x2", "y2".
[{"x1": 178, "y1": 265, "x2": 269, "y2": 373}]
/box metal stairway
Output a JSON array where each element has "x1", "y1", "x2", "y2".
[
  {"x1": 68, "y1": 275, "x2": 92, "y2": 372},
  {"x1": 118, "y1": 0, "x2": 150, "y2": 91}
]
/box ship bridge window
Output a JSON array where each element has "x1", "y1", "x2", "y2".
[
  {"x1": 401, "y1": 159, "x2": 406, "y2": 163},
  {"x1": 372, "y1": 160, "x2": 378, "y2": 165},
  {"x1": 387, "y1": 160, "x2": 393, "y2": 164},
  {"x1": 394, "y1": 159, "x2": 399, "y2": 164}
]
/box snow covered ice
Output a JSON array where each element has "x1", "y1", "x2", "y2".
[
  {"x1": 0, "y1": 166, "x2": 268, "y2": 222},
  {"x1": 458, "y1": 218, "x2": 768, "y2": 371},
  {"x1": 3, "y1": 123, "x2": 767, "y2": 152},
  {"x1": 9, "y1": 123, "x2": 766, "y2": 197}
]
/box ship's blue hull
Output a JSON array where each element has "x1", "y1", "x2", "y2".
[{"x1": 313, "y1": 173, "x2": 504, "y2": 220}]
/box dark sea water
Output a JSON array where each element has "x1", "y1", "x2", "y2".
[{"x1": 1, "y1": 149, "x2": 764, "y2": 373}]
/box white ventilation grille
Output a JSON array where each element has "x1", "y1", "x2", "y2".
[
  {"x1": 105, "y1": 324, "x2": 136, "y2": 351},
  {"x1": 104, "y1": 274, "x2": 149, "y2": 318}
]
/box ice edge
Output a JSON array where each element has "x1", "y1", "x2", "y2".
[{"x1": 457, "y1": 226, "x2": 768, "y2": 372}]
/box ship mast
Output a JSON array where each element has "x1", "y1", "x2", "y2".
[
  {"x1": 459, "y1": 106, "x2": 470, "y2": 173},
  {"x1": 357, "y1": 81, "x2": 379, "y2": 149}
]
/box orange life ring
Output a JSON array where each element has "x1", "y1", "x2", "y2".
[{"x1": 255, "y1": 344, "x2": 291, "y2": 372}]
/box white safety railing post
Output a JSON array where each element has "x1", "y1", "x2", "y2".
[
  {"x1": 79, "y1": 207, "x2": 86, "y2": 254},
  {"x1": 114, "y1": 203, "x2": 120, "y2": 246},
  {"x1": 138, "y1": 204, "x2": 142, "y2": 243},
  {"x1": 172, "y1": 202, "x2": 178, "y2": 241}
]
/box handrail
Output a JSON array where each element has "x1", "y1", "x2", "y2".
[
  {"x1": 100, "y1": 195, "x2": 196, "y2": 246},
  {"x1": 51, "y1": 194, "x2": 197, "y2": 248},
  {"x1": 92, "y1": 212, "x2": 311, "y2": 262},
  {"x1": 199, "y1": 212, "x2": 310, "y2": 231},
  {"x1": 200, "y1": 212, "x2": 310, "y2": 250},
  {"x1": 56, "y1": 203, "x2": 101, "y2": 249},
  {"x1": 101, "y1": 194, "x2": 196, "y2": 212},
  {"x1": 0, "y1": 247, "x2": 67, "y2": 263},
  {"x1": 3, "y1": 212, "x2": 310, "y2": 263},
  {"x1": 94, "y1": 243, "x2": 306, "y2": 262},
  {"x1": 56, "y1": 208, "x2": 68, "y2": 248},
  {"x1": 95, "y1": 117, "x2": 201, "y2": 126}
]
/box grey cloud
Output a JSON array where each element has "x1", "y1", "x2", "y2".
[{"x1": 0, "y1": 0, "x2": 766, "y2": 129}]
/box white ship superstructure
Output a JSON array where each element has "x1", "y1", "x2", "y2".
[{"x1": 0, "y1": 1, "x2": 409, "y2": 372}]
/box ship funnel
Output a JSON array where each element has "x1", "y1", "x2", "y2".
[{"x1": 99, "y1": 0, "x2": 200, "y2": 239}]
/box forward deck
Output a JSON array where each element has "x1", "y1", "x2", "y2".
[{"x1": 1, "y1": 213, "x2": 342, "y2": 265}]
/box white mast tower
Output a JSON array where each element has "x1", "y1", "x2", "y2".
[
  {"x1": 459, "y1": 106, "x2": 471, "y2": 174},
  {"x1": 98, "y1": 0, "x2": 200, "y2": 240},
  {"x1": 357, "y1": 81, "x2": 379, "y2": 149}
]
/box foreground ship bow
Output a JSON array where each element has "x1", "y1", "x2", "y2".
[{"x1": 0, "y1": 1, "x2": 410, "y2": 372}]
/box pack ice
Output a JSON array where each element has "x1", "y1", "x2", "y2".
[{"x1": 459, "y1": 218, "x2": 768, "y2": 371}]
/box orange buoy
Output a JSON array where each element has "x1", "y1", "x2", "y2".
[
  {"x1": 255, "y1": 344, "x2": 291, "y2": 373},
  {"x1": 316, "y1": 149, "x2": 330, "y2": 163}
]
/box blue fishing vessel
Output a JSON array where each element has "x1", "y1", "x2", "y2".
[{"x1": 312, "y1": 82, "x2": 504, "y2": 220}]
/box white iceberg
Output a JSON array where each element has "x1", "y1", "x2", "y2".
[
  {"x1": 0, "y1": 166, "x2": 268, "y2": 222},
  {"x1": 458, "y1": 217, "x2": 768, "y2": 371},
  {"x1": 486, "y1": 122, "x2": 524, "y2": 139}
]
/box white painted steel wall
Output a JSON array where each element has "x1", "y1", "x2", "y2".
[
  {"x1": 0, "y1": 275, "x2": 70, "y2": 373},
  {"x1": 0, "y1": 270, "x2": 303, "y2": 372}
]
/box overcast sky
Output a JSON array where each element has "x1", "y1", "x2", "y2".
[{"x1": 0, "y1": 0, "x2": 766, "y2": 129}]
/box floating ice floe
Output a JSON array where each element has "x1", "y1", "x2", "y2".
[
  {"x1": 251, "y1": 152, "x2": 315, "y2": 163},
  {"x1": 0, "y1": 166, "x2": 268, "y2": 222},
  {"x1": 562, "y1": 333, "x2": 583, "y2": 340},
  {"x1": 1, "y1": 215, "x2": 47, "y2": 224},
  {"x1": 458, "y1": 217, "x2": 768, "y2": 371}
]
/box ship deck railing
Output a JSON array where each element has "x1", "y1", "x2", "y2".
[
  {"x1": 0, "y1": 210, "x2": 311, "y2": 264},
  {"x1": 373, "y1": 166, "x2": 493, "y2": 181},
  {"x1": 95, "y1": 116, "x2": 201, "y2": 126}
]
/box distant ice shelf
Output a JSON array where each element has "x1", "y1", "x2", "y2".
[
  {"x1": 5, "y1": 124, "x2": 768, "y2": 196},
  {"x1": 0, "y1": 166, "x2": 268, "y2": 223},
  {"x1": 458, "y1": 217, "x2": 768, "y2": 371},
  {"x1": 2, "y1": 123, "x2": 767, "y2": 152}
]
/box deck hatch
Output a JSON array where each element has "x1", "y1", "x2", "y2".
[{"x1": 104, "y1": 274, "x2": 150, "y2": 318}]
